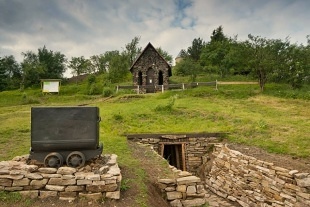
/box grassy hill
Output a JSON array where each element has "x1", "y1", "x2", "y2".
[{"x1": 0, "y1": 76, "x2": 309, "y2": 205}]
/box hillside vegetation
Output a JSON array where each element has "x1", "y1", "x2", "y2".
[
  {"x1": 0, "y1": 78, "x2": 309, "y2": 160},
  {"x1": 0, "y1": 77, "x2": 309, "y2": 206}
]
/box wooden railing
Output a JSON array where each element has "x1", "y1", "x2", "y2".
[{"x1": 116, "y1": 81, "x2": 258, "y2": 94}]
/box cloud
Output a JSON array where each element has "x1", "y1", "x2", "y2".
[{"x1": 0, "y1": 0, "x2": 309, "y2": 77}]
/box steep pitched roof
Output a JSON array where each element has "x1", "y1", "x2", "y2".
[{"x1": 129, "y1": 42, "x2": 172, "y2": 76}]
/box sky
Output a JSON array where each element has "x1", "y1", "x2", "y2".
[{"x1": 1, "y1": 0, "x2": 309, "y2": 77}]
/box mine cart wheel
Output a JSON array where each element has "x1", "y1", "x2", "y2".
[
  {"x1": 44, "y1": 152, "x2": 63, "y2": 168},
  {"x1": 66, "y1": 151, "x2": 86, "y2": 168}
]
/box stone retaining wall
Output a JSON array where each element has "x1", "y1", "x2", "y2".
[
  {"x1": 127, "y1": 133, "x2": 222, "y2": 174},
  {"x1": 158, "y1": 166, "x2": 207, "y2": 207},
  {"x1": 204, "y1": 144, "x2": 310, "y2": 207},
  {"x1": 0, "y1": 154, "x2": 121, "y2": 201}
]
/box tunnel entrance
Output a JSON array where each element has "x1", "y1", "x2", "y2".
[{"x1": 162, "y1": 144, "x2": 185, "y2": 171}]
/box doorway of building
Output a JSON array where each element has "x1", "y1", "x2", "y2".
[
  {"x1": 146, "y1": 68, "x2": 155, "y2": 93},
  {"x1": 138, "y1": 71, "x2": 142, "y2": 85},
  {"x1": 158, "y1": 71, "x2": 163, "y2": 85},
  {"x1": 162, "y1": 144, "x2": 185, "y2": 171}
]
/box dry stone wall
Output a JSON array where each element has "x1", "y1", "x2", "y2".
[
  {"x1": 158, "y1": 164, "x2": 207, "y2": 207},
  {"x1": 204, "y1": 144, "x2": 310, "y2": 207},
  {"x1": 0, "y1": 154, "x2": 121, "y2": 201},
  {"x1": 127, "y1": 133, "x2": 223, "y2": 174}
]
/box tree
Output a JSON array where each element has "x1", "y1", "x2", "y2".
[
  {"x1": 156, "y1": 47, "x2": 173, "y2": 65},
  {"x1": 89, "y1": 55, "x2": 107, "y2": 74},
  {"x1": 210, "y1": 26, "x2": 227, "y2": 42},
  {"x1": 38, "y1": 46, "x2": 66, "y2": 79},
  {"x1": 173, "y1": 58, "x2": 202, "y2": 81},
  {"x1": 21, "y1": 51, "x2": 44, "y2": 88},
  {"x1": 245, "y1": 35, "x2": 277, "y2": 91},
  {"x1": 124, "y1": 36, "x2": 142, "y2": 66},
  {"x1": 200, "y1": 27, "x2": 232, "y2": 77},
  {"x1": 20, "y1": 46, "x2": 67, "y2": 88},
  {"x1": 0, "y1": 55, "x2": 21, "y2": 90},
  {"x1": 107, "y1": 53, "x2": 130, "y2": 83},
  {"x1": 68, "y1": 56, "x2": 91, "y2": 77},
  {"x1": 187, "y1": 37, "x2": 205, "y2": 61}
]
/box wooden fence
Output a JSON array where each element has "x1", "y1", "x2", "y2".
[{"x1": 116, "y1": 81, "x2": 258, "y2": 94}]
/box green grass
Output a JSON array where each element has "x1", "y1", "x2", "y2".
[{"x1": 0, "y1": 77, "x2": 309, "y2": 206}]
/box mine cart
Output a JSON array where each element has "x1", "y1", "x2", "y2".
[{"x1": 29, "y1": 106, "x2": 103, "y2": 168}]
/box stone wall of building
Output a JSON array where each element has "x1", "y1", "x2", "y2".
[
  {"x1": 0, "y1": 154, "x2": 121, "y2": 201},
  {"x1": 204, "y1": 144, "x2": 310, "y2": 207}
]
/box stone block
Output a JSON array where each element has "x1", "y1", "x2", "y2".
[
  {"x1": 176, "y1": 185, "x2": 186, "y2": 192},
  {"x1": 86, "y1": 174, "x2": 100, "y2": 181},
  {"x1": 62, "y1": 175, "x2": 75, "y2": 179},
  {"x1": 165, "y1": 187, "x2": 175, "y2": 192},
  {"x1": 12, "y1": 178, "x2": 30, "y2": 186},
  {"x1": 23, "y1": 185, "x2": 44, "y2": 190},
  {"x1": 166, "y1": 191, "x2": 182, "y2": 200},
  {"x1": 48, "y1": 178, "x2": 76, "y2": 185},
  {"x1": 158, "y1": 178, "x2": 176, "y2": 185},
  {"x1": 295, "y1": 173, "x2": 309, "y2": 179},
  {"x1": 0, "y1": 178, "x2": 12, "y2": 186},
  {"x1": 107, "y1": 164, "x2": 121, "y2": 176},
  {"x1": 107, "y1": 154, "x2": 117, "y2": 166},
  {"x1": 77, "y1": 179, "x2": 92, "y2": 185},
  {"x1": 181, "y1": 198, "x2": 206, "y2": 207},
  {"x1": 0, "y1": 174, "x2": 23, "y2": 180},
  {"x1": 59, "y1": 191, "x2": 77, "y2": 197},
  {"x1": 45, "y1": 185, "x2": 65, "y2": 191},
  {"x1": 25, "y1": 173, "x2": 43, "y2": 180},
  {"x1": 289, "y1": 170, "x2": 299, "y2": 176},
  {"x1": 57, "y1": 167, "x2": 77, "y2": 175},
  {"x1": 106, "y1": 191, "x2": 120, "y2": 199},
  {"x1": 170, "y1": 199, "x2": 182, "y2": 207},
  {"x1": 41, "y1": 174, "x2": 62, "y2": 179},
  {"x1": 59, "y1": 197, "x2": 76, "y2": 202},
  {"x1": 176, "y1": 176, "x2": 200, "y2": 185},
  {"x1": 30, "y1": 179, "x2": 48, "y2": 186},
  {"x1": 86, "y1": 183, "x2": 118, "y2": 192},
  {"x1": 65, "y1": 185, "x2": 85, "y2": 192},
  {"x1": 5, "y1": 186, "x2": 23, "y2": 191},
  {"x1": 19, "y1": 190, "x2": 39, "y2": 198},
  {"x1": 92, "y1": 180, "x2": 106, "y2": 185},
  {"x1": 38, "y1": 168, "x2": 57, "y2": 174},
  {"x1": 296, "y1": 177, "x2": 310, "y2": 187},
  {"x1": 39, "y1": 191, "x2": 58, "y2": 198},
  {"x1": 296, "y1": 191, "x2": 310, "y2": 199},
  {"x1": 186, "y1": 193, "x2": 205, "y2": 198},
  {"x1": 99, "y1": 166, "x2": 109, "y2": 174},
  {"x1": 186, "y1": 185, "x2": 196, "y2": 194},
  {"x1": 79, "y1": 192, "x2": 103, "y2": 200}
]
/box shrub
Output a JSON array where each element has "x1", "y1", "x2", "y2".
[{"x1": 102, "y1": 87, "x2": 114, "y2": 97}]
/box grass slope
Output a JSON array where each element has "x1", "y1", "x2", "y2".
[{"x1": 0, "y1": 80, "x2": 309, "y2": 206}]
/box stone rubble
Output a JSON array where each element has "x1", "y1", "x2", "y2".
[{"x1": 0, "y1": 154, "x2": 121, "y2": 201}]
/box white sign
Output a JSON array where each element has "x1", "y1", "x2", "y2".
[{"x1": 43, "y1": 81, "x2": 60, "y2": 93}]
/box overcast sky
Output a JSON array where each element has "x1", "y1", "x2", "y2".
[{"x1": 1, "y1": 0, "x2": 309, "y2": 77}]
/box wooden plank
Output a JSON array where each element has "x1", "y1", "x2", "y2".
[
  {"x1": 182, "y1": 144, "x2": 186, "y2": 171},
  {"x1": 175, "y1": 145, "x2": 180, "y2": 169},
  {"x1": 217, "y1": 81, "x2": 258, "y2": 85}
]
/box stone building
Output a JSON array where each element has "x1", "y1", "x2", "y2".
[{"x1": 129, "y1": 42, "x2": 172, "y2": 93}]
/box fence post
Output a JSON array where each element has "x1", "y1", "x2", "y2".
[
  {"x1": 182, "y1": 83, "x2": 185, "y2": 90},
  {"x1": 215, "y1": 80, "x2": 218, "y2": 90},
  {"x1": 137, "y1": 85, "x2": 139, "y2": 94},
  {"x1": 162, "y1": 85, "x2": 164, "y2": 93},
  {"x1": 116, "y1": 85, "x2": 119, "y2": 93}
]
